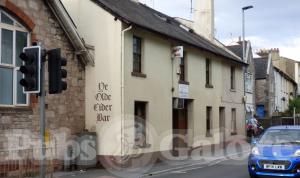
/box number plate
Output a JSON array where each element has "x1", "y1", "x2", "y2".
[{"x1": 264, "y1": 164, "x2": 285, "y2": 170}]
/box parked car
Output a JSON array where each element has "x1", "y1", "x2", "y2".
[{"x1": 248, "y1": 126, "x2": 300, "y2": 178}]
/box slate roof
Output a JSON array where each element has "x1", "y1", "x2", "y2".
[
  {"x1": 254, "y1": 58, "x2": 268, "y2": 79},
  {"x1": 91, "y1": 0, "x2": 246, "y2": 65},
  {"x1": 227, "y1": 45, "x2": 243, "y2": 59}
]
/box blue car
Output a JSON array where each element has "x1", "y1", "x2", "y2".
[{"x1": 248, "y1": 126, "x2": 300, "y2": 177}]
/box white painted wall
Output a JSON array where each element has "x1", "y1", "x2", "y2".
[
  {"x1": 62, "y1": 0, "x2": 123, "y2": 156},
  {"x1": 274, "y1": 70, "x2": 296, "y2": 113},
  {"x1": 62, "y1": 0, "x2": 245, "y2": 156}
]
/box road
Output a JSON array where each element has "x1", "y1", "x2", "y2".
[
  {"x1": 149, "y1": 158, "x2": 249, "y2": 178},
  {"x1": 55, "y1": 149, "x2": 251, "y2": 178},
  {"x1": 55, "y1": 158, "x2": 250, "y2": 178}
]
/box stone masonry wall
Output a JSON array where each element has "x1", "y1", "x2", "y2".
[
  {"x1": 255, "y1": 79, "x2": 266, "y2": 105},
  {"x1": 0, "y1": 0, "x2": 85, "y2": 150}
]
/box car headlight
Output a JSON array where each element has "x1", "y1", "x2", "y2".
[
  {"x1": 293, "y1": 150, "x2": 300, "y2": 157},
  {"x1": 251, "y1": 147, "x2": 260, "y2": 156}
]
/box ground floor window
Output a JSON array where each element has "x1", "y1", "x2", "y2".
[
  {"x1": 134, "y1": 101, "x2": 147, "y2": 147},
  {"x1": 231, "y1": 108, "x2": 237, "y2": 134},
  {"x1": 0, "y1": 11, "x2": 29, "y2": 106},
  {"x1": 206, "y1": 106, "x2": 212, "y2": 137}
]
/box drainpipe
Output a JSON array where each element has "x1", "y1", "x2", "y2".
[{"x1": 121, "y1": 25, "x2": 132, "y2": 157}]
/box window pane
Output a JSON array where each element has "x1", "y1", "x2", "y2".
[
  {"x1": 133, "y1": 36, "x2": 141, "y2": 54},
  {"x1": 1, "y1": 29, "x2": 13, "y2": 64},
  {"x1": 133, "y1": 54, "x2": 141, "y2": 73},
  {"x1": 0, "y1": 67, "x2": 13, "y2": 105},
  {"x1": 1, "y1": 13, "x2": 14, "y2": 25},
  {"x1": 16, "y1": 31, "x2": 28, "y2": 67},
  {"x1": 17, "y1": 70, "x2": 26, "y2": 104}
]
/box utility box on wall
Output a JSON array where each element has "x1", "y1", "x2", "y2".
[{"x1": 75, "y1": 132, "x2": 97, "y2": 169}]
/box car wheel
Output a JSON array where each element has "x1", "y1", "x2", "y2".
[{"x1": 249, "y1": 174, "x2": 257, "y2": 178}]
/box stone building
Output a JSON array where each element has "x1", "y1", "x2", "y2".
[
  {"x1": 269, "y1": 48, "x2": 300, "y2": 96},
  {"x1": 273, "y1": 66, "x2": 297, "y2": 113},
  {"x1": 254, "y1": 55, "x2": 275, "y2": 119},
  {"x1": 0, "y1": 0, "x2": 93, "y2": 152},
  {"x1": 254, "y1": 49, "x2": 297, "y2": 118}
]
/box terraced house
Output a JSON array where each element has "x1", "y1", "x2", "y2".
[{"x1": 62, "y1": 0, "x2": 246, "y2": 166}]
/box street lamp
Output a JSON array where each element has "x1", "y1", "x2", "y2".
[{"x1": 242, "y1": 5, "x2": 253, "y2": 62}]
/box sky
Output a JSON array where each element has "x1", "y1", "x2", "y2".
[{"x1": 139, "y1": 0, "x2": 300, "y2": 61}]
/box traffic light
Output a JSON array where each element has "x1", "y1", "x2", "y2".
[
  {"x1": 48, "y1": 48, "x2": 67, "y2": 94},
  {"x1": 19, "y1": 46, "x2": 41, "y2": 93}
]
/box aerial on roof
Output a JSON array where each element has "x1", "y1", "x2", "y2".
[
  {"x1": 254, "y1": 58, "x2": 268, "y2": 79},
  {"x1": 91, "y1": 0, "x2": 246, "y2": 65}
]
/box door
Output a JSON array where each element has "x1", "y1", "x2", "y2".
[
  {"x1": 173, "y1": 100, "x2": 188, "y2": 156},
  {"x1": 219, "y1": 107, "x2": 226, "y2": 148}
]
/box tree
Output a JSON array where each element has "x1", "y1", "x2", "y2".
[{"x1": 284, "y1": 97, "x2": 300, "y2": 116}]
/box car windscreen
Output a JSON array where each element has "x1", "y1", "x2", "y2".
[{"x1": 259, "y1": 129, "x2": 300, "y2": 145}]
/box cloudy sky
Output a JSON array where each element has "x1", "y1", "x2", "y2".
[{"x1": 139, "y1": 0, "x2": 300, "y2": 61}]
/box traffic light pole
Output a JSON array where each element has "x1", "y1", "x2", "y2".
[{"x1": 39, "y1": 51, "x2": 46, "y2": 178}]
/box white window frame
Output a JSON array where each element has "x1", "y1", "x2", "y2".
[{"x1": 0, "y1": 10, "x2": 30, "y2": 107}]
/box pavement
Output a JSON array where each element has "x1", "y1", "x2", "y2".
[{"x1": 53, "y1": 142, "x2": 251, "y2": 178}]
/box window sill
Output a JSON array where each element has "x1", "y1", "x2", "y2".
[
  {"x1": 179, "y1": 80, "x2": 190, "y2": 85},
  {"x1": 206, "y1": 133, "x2": 213, "y2": 137},
  {"x1": 133, "y1": 143, "x2": 151, "y2": 149},
  {"x1": 205, "y1": 84, "x2": 214, "y2": 88},
  {"x1": 0, "y1": 106, "x2": 32, "y2": 114},
  {"x1": 231, "y1": 132, "x2": 238, "y2": 136},
  {"x1": 230, "y1": 89, "x2": 236, "y2": 92},
  {"x1": 131, "y1": 72, "x2": 147, "y2": 78}
]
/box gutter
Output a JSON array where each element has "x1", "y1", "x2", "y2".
[{"x1": 46, "y1": 0, "x2": 95, "y2": 66}]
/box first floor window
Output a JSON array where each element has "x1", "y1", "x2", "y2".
[
  {"x1": 134, "y1": 101, "x2": 147, "y2": 147},
  {"x1": 0, "y1": 10, "x2": 29, "y2": 106},
  {"x1": 179, "y1": 51, "x2": 186, "y2": 82},
  {"x1": 230, "y1": 66, "x2": 236, "y2": 90},
  {"x1": 231, "y1": 108, "x2": 237, "y2": 134},
  {"x1": 206, "y1": 58, "x2": 212, "y2": 87},
  {"x1": 206, "y1": 106, "x2": 212, "y2": 137},
  {"x1": 133, "y1": 36, "x2": 142, "y2": 73}
]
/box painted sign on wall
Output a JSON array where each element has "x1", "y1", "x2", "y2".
[
  {"x1": 94, "y1": 82, "x2": 112, "y2": 122},
  {"x1": 245, "y1": 73, "x2": 253, "y2": 93}
]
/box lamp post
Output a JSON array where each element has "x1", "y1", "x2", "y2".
[
  {"x1": 242, "y1": 6, "x2": 253, "y2": 138},
  {"x1": 242, "y1": 5, "x2": 253, "y2": 62}
]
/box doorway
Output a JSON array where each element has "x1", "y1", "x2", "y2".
[
  {"x1": 173, "y1": 99, "x2": 189, "y2": 156},
  {"x1": 219, "y1": 107, "x2": 226, "y2": 149}
]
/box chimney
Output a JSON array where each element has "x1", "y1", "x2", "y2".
[
  {"x1": 193, "y1": 0, "x2": 214, "y2": 41},
  {"x1": 269, "y1": 48, "x2": 280, "y2": 59}
]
